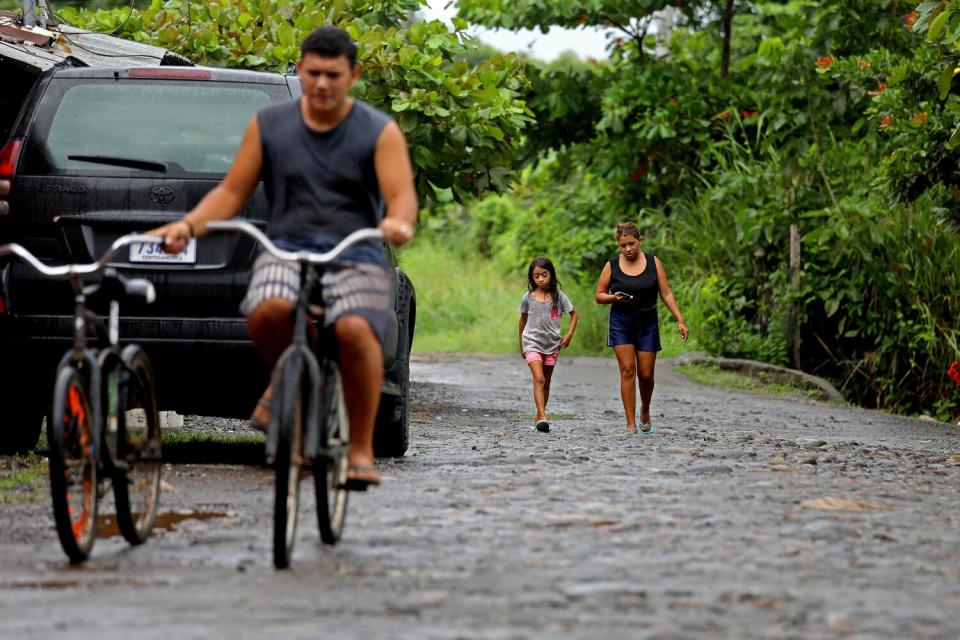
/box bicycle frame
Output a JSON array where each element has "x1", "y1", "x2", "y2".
[
  {"x1": 0, "y1": 234, "x2": 160, "y2": 461},
  {"x1": 205, "y1": 221, "x2": 381, "y2": 463}
]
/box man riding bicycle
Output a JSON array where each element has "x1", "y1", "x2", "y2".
[{"x1": 151, "y1": 26, "x2": 418, "y2": 489}]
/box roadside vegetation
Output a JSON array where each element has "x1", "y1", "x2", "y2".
[
  {"x1": 674, "y1": 363, "x2": 847, "y2": 406},
  {"x1": 0, "y1": 453, "x2": 47, "y2": 504}
]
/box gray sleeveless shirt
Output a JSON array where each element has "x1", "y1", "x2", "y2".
[{"x1": 257, "y1": 98, "x2": 391, "y2": 265}]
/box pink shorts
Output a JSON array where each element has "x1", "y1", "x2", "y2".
[{"x1": 524, "y1": 351, "x2": 559, "y2": 366}]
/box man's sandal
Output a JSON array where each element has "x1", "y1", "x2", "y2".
[
  {"x1": 342, "y1": 464, "x2": 381, "y2": 491},
  {"x1": 249, "y1": 397, "x2": 271, "y2": 433}
]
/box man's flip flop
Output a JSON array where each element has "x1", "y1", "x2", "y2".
[
  {"x1": 342, "y1": 464, "x2": 381, "y2": 491},
  {"x1": 639, "y1": 420, "x2": 655, "y2": 434},
  {"x1": 535, "y1": 420, "x2": 550, "y2": 433},
  {"x1": 249, "y1": 397, "x2": 271, "y2": 433}
]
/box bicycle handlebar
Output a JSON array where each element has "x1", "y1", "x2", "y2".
[
  {"x1": 0, "y1": 234, "x2": 163, "y2": 278},
  {"x1": 205, "y1": 220, "x2": 384, "y2": 265}
]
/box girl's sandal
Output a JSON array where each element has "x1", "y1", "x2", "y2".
[
  {"x1": 638, "y1": 420, "x2": 655, "y2": 434},
  {"x1": 626, "y1": 425, "x2": 637, "y2": 434}
]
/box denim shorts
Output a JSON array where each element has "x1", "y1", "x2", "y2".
[{"x1": 608, "y1": 305, "x2": 661, "y2": 352}]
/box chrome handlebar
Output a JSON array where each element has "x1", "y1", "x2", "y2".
[
  {"x1": 205, "y1": 220, "x2": 383, "y2": 264},
  {"x1": 0, "y1": 234, "x2": 163, "y2": 278}
]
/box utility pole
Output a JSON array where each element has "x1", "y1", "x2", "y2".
[
  {"x1": 21, "y1": 0, "x2": 50, "y2": 29},
  {"x1": 654, "y1": 6, "x2": 675, "y2": 59}
]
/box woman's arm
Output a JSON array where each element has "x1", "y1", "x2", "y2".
[
  {"x1": 595, "y1": 262, "x2": 626, "y2": 305},
  {"x1": 561, "y1": 308, "x2": 579, "y2": 349},
  {"x1": 655, "y1": 257, "x2": 688, "y2": 341}
]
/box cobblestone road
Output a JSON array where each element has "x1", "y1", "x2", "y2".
[{"x1": 1, "y1": 353, "x2": 959, "y2": 639}]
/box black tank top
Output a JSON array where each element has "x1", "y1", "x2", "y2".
[
  {"x1": 609, "y1": 253, "x2": 659, "y2": 309},
  {"x1": 257, "y1": 98, "x2": 390, "y2": 263}
]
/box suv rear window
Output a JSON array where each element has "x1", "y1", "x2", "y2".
[{"x1": 22, "y1": 78, "x2": 290, "y2": 178}]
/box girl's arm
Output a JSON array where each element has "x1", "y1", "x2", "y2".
[
  {"x1": 655, "y1": 256, "x2": 688, "y2": 342},
  {"x1": 519, "y1": 313, "x2": 528, "y2": 356},
  {"x1": 595, "y1": 262, "x2": 622, "y2": 304},
  {"x1": 561, "y1": 308, "x2": 579, "y2": 349}
]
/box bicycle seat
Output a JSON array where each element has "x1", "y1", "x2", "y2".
[{"x1": 89, "y1": 268, "x2": 156, "y2": 305}]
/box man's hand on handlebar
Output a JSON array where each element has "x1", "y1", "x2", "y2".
[
  {"x1": 379, "y1": 217, "x2": 414, "y2": 247},
  {"x1": 147, "y1": 220, "x2": 193, "y2": 254}
]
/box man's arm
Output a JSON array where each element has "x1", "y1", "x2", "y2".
[
  {"x1": 150, "y1": 116, "x2": 264, "y2": 252},
  {"x1": 374, "y1": 121, "x2": 418, "y2": 247}
]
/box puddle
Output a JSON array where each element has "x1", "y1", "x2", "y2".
[{"x1": 97, "y1": 510, "x2": 230, "y2": 538}]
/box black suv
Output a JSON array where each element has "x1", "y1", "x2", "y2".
[{"x1": 0, "y1": 64, "x2": 415, "y2": 456}]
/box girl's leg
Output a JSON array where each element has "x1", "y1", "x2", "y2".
[
  {"x1": 613, "y1": 345, "x2": 638, "y2": 429},
  {"x1": 528, "y1": 360, "x2": 548, "y2": 422},
  {"x1": 542, "y1": 364, "x2": 555, "y2": 410},
  {"x1": 636, "y1": 351, "x2": 657, "y2": 426}
]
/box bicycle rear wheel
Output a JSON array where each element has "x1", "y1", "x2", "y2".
[
  {"x1": 315, "y1": 365, "x2": 349, "y2": 544},
  {"x1": 112, "y1": 347, "x2": 162, "y2": 545},
  {"x1": 273, "y1": 356, "x2": 306, "y2": 569},
  {"x1": 49, "y1": 366, "x2": 98, "y2": 563}
]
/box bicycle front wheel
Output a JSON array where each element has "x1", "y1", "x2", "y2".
[
  {"x1": 112, "y1": 347, "x2": 162, "y2": 545},
  {"x1": 49, "y1": 366, "x2": 98, "y2": 563},
  {"x1": 315, "y1": 365, "x2": 349, "y2": 544},
  {"x1": 273, "y1": 356, "x2": 306, "y2": 569}
]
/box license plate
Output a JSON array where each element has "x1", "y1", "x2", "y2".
[{"x1": 128, "y1": 238, "x2": 197, "y2": 264}]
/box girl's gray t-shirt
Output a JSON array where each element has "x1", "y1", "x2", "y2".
[{"x1": 519, "y1": 291, "x2": 575, "y2": 354}]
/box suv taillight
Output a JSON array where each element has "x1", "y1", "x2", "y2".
[{"x1": 0, "y1": 138, "x2": 23, "y2": 217}]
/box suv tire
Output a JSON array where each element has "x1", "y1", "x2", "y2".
[
  {"x1": 374, "y1": 273, "x2": 414, "y2": 458},
  {"x1": 0, "y1": 371, "x2": 45, "y2": 453}
]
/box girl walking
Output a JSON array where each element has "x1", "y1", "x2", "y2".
[
  {"x1": 519, "y1": 257, "x2": 578, "y2": 433},
  {"x1": 595, "y1": 222, "x2": 687, "y2": 433}
]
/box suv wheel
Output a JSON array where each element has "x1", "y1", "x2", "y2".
[
  {"x1": 374, "y1": 365, "x2": 409, "y2": 458},
  {"x1": 0, "y1": 378, "x2": 45, "y2": 453},
  {"x1": 374, "y1": 274, "x2": 413, "y2": 458}
]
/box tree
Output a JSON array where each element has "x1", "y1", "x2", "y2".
[{"x1": 57, "y1": 0, "x2": 534, "y2": 205}]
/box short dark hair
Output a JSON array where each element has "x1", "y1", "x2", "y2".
[{"x1": 300, "y1": 26, "x2": 358, "y2": 68}]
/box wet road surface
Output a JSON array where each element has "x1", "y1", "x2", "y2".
[{"x1": 1, "y1": 353, "x2": 959, "y2": 639}]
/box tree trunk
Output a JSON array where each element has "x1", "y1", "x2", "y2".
[{"x1": 721, "y1": 0, "x2": 734, "y2": 78}]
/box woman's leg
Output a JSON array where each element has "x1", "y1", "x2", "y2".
[
  {"x1": 528, "y1": 360, "x2": 548, "y2": 422},
  {"x1": 636, "y1": 351, "x2": 657, "y2": 426},
  {"x1": 613, "y1": 344, "x2": 638, "y2": 429}
]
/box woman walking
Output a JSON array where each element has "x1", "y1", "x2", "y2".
[{"x1": 595, "y1": 222, "x2": 687, "y2": 433}]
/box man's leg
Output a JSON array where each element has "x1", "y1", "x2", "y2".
[
  {"x1": 335, "y1": 314, "x2": 383, "y2": 476},
  {"x1": 247, "y1": 298, "x2": 294, "y2": 426}
]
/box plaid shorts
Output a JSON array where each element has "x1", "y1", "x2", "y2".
[{"x1": 240, "y1": 252, "x2": 391, "y2": 341}]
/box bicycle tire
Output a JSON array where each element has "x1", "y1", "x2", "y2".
[
  {"x1": 112, "y1": 346, "x2": 162, "y2": 545},
  {"x1": 48, "y1": 366, "x2": 98, "y2": 563},
  {"x1": 273, "y1": 356, "x2": 306, "y2": 569},
  {"x1": 315, "y1": 364, "x2": 349, "y2": 544}
]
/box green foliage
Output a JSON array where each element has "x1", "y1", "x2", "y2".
[
  {"x1": 56, "y1": 0, "x2": 534, "y2": 205},
  {"x1": 434, "y1": 0, "x2": 960, "y2": 423}
]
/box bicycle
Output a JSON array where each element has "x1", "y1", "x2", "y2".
[
  {"x1": 0, "y1": 235, "x2": 164, "y2": 563},
  {"x1": 206, "y1": 220, "x2": 383, "y2": 569}
]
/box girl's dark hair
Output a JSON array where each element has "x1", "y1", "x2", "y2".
[
  {"x1": 615, "y1": 221, "x2": 643, "y2": 240},
  {"x1": 527, "y1": 256, "x2": 561, "y2": 310},
  {"x1": 301, "y1": 26, "x2": 358, "y2": 68}
]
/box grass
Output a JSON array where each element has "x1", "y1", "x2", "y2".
[
  {"x1": 398, "y1": 239, "x2": 697, "y2": 358},
  {"x1": 674, "y1": 363, "x2": 841, "y2": 404},
  {"x1": 0, "y1": 453, "x2": 48, "y2": 504}
]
